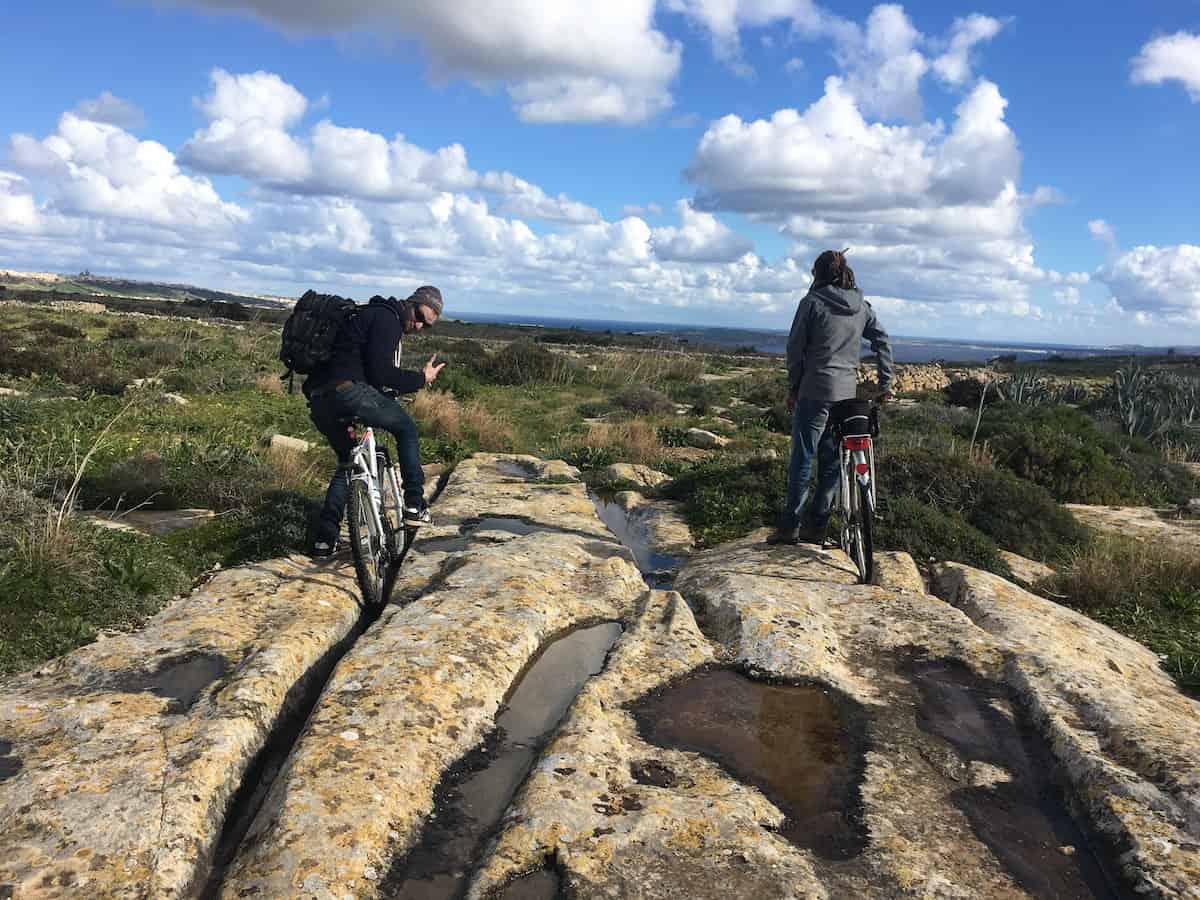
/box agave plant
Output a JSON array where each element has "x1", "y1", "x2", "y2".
[
  {"x1": 997, "y1": 369, "x2": 1050, "y2": 406},
  {"x1": 1112, "y1": 363, "x2": 1200, "y2": 439}
]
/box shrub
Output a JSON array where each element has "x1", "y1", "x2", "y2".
[
  {"x1": 969, "y1": 403, "x2": 1200, "y2": 506},
  {"x1": 945, "y1": 377, "x2": 999, "y2": 408},
  {"x1": 227, "y1": 489, "x2": 319, "y2": 565},
  {"x1": 658, "y1": 456, "x2": 784, "y2": 547},
  {"x1": 657, "y1": 425, "x2": 691, "y2": 447},
  {"x1": 875, "y1": 495, "x2": 1009, "y2": 575},
  {"x1": 613, "y1": 385, "x2": 675, "y2": 415},
  {"x1": 31, "y1": 320, "x2": 85, "y2": 339},
  {"x1": 107, "y1": 320, "x2": 142, "y2": 339},
  {"x1": 879, "y1": 447, "x2": 1088, "y2": 560},
  {"x1": 577, "y1": 400, "x2": 616, "y2": 418},
  {"x1": 482, "y1": 340, "x2": 576, "y2": 385}
]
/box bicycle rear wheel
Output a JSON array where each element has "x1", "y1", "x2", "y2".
[
  {"x1": 851, "y1": 480, "x2": 875, "y2": 584},
  {"x1": 347, "y1": 478, "x2": 384, "y2": 605}
]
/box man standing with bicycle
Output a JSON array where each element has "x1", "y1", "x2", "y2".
[
  {"x1": 767, "y1": 251, "x2": 895, "y2": 546},
  {"x1": 304, "y1": 286, "x2": 446, "y2": 558}
]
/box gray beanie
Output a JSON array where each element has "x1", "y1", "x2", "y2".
[{"x1": 409, "y1": 285, "x2": 443, "y2": 317}]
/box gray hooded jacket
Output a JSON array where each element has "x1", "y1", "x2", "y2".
[{"x1": 786, "y1": 284, "x2": 894, "y2": 402}]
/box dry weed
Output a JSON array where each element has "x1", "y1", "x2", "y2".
[
  {"x1": 255, "y1": 373, "x2": 286, "y2": 395},
  {"x1": 410, "y1": 389, "x2": 514, "y2": 450},
  {"x1": 560, "y1": 418, "x2": 662, "y2": 465}
]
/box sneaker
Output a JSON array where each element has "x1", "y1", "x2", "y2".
[
  {"x1": 311, "y1": 539, "x2": 340, "y2": 559},
  {"x1": 766, "y1": 526, "x2": 798, "y2": 545},
  {"x1": 796, "y1": 523, "x2": 828, "y2": 545},
  {"x1": 403, "y1": 501, "x2": 432, "y2": 527}
]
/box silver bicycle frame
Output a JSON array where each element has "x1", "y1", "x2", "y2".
[{"x1": 346, "y1": 424, "x2": 402, "y2": 543}]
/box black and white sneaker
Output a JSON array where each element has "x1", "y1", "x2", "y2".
[
  {"x1": 310, "y1": 539, "x2": 340, "y2": 559},
  {"x1": 403, "y1": 502, "x2": 432, "y2": 527}
]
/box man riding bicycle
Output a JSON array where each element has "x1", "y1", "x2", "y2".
[
  {"x1": 767, "y1": 250, "x2": 895, "y2": 546},
  {"x1": 305, "y1": 285, "x2": 447, "y2": 558}
]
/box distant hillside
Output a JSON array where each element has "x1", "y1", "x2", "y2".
[{"x1": 0, "y1": 269, "x2": 294, "y2": 310}]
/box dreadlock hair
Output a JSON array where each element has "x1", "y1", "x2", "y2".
[{"x1": 812, "y1": 249, "x2": 857, "y2": 290}]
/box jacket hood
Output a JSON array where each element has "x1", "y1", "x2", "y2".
[
  {"x1": 367, "y1": 295, "x2": 413, "y2": 321},
  {"x1": 809, "y1": 284, "x2": 864, "y2": 315}
]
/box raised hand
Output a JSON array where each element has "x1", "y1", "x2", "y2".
[{"x1": 423, "y1": 353, "x2": 447, "y2": 385}]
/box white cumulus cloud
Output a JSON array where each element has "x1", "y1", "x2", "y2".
[
  {"x1": 1097, "y1": 244, "x2": 1200, "y2": 322},
  {"x1": 8, "y1": 113, "x2": 246, "y2": 234},
  {"x1": 1131, "y1": 32, "x2": 1200, "y2": 101},
  {"x1": 73, "y1": 92, "x2": 146, "y2": 129},
  {"x1": 651, "y1": 200, "x2": 754, "y2": 262},
  {"x1": 932, "y1": 14, "x2": 1004, "y2": 87},
  {"x1": 167, "y1": 0, "x2": 681, "y2": 124}
]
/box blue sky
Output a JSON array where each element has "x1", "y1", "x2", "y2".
[{"x1": 1, "y1": 1, "x2": 1198, "y2": 344}]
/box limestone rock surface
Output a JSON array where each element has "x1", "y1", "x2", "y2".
[
  {"x1": 0, "y1": 557, "x2": 363, "y2": 899},
  {"x1": 998, "y1": 550, "x2": 1055, "y2": 585},
  {"x1": 1067, "y1": 503, "x2": 1200, "y2": 552},
  {"x1": 685, "y1": 427, "x2": 730, "y2": 449},
  {"x1": 467, "y1": 590, "x2": 829, "y2": 900},
  {"x1": 219, "y1": 456, "x2": 646, "y2": 899},
  {"x1": 601, "y1": 462, "x2": 671, "y2": 489},
  {"x1": 83, "y1": 508, "x2": 216, "y2": 536},
  {"x1": 934, "y1": 563, "x2": 1200, "y2": 897}
]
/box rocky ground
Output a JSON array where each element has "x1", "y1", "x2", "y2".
[{"x1": 1, "y1": 454, "x2": 1198, "y2": 899}]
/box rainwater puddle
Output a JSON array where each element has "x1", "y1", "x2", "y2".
[
  {"x1": 631, "y1": 668, "x2": 869, "y2": 860},
  {"x1": 591, "y1": 497, "x2": 679, "y2": 584},
  {"x1": 382, "y1": 622, "x2": 622, "y2": 899},
  {"x1": 111, "y1": 651, "x2": 230, "y2": 713},
  {"x1": 494, "y1": 460, "x2": 539, "y2": 479},
  {"x1": 417, "y1": 535, "x2": 473, "y2": 554},
  {"x1": 468, "y1": 517, "x2": 542, "y2": 537},
  {"x1": 492, "y1": 868, "x2": 561, "y2": 900},
  {"x1": 905, "y1": 658, "x2": 1126, "y2": 899},
  {"x1": 0, "y1": 740, "x2": 21, "y2": 783}
]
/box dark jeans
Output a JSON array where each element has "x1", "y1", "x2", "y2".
[
  {"x1": 309, "y1": 382, "x2": 424, "y2": 545},
  {"x1": 782, "y1": 397, "x2": 840, "y2": 530}
]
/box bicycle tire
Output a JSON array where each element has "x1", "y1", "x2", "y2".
[
  {"x1": 347, "y1": 478, "x2": 384, "y2": 606},
  {"x1": 855, "y1": 480, "x2": 875, "y2": 585},
  {"x1": 377, "y1": 449, "x2": 403, "y2": 553}
]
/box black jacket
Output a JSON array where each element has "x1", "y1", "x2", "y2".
[{"x1": 303, "y1": 296, "x2": 426, "y2": 397}]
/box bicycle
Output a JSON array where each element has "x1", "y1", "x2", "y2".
[
  {"x1": 342, "y1": 419, "x2": 418, "y2": 606},
  {"x1": 830, "y1": 399, "x2": 879, "y2": 584}
]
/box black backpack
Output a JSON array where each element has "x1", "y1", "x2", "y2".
[{"x1": 278, "y1": 290, "x2": 356, "y2": 379}]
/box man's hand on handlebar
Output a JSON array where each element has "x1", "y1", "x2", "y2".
[
  {"x1": 423, "y1": 353, "x2": 447, "y2": 385},
  {"x1": 878, "y1": 391, "x2": 895, "y2": 404}
]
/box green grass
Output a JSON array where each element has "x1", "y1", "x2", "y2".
[{"x1": 1043, "y1": 536, "x2": 1200, "y2": 695}]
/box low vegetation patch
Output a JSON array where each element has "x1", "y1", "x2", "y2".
[{"x1": 1043, "y1": 536, "x2": 1200, "y2": 695}]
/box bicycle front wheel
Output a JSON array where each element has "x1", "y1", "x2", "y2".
[
  {"x1": 347, "y1": 478, "x2": 384, "y2": 605},
  {"x1": 852, "y1": 479, "x2": 875, "y2": 585}
]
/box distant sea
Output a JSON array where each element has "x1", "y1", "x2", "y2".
[{"x1": 458, "y1": 312, "x2": 1193, "y2": 364}]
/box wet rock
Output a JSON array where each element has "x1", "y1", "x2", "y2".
[
  {"x1": 998, "y1": 550, "x2": 1055, "y2": 585},
  {"x1": 675, "y1": 534, "x2": 1129, "y2": 897},
  {"x1": 594, "y1": 491, "x2": 694, "y2": 578},
  {"x1": 468, "y1": 591, "x2": 830, "y2": 900},
  {"x1": 601, "y1": 462, "x2": 671, "y2": 489},
  {"x1": 220, "y1": 530, "x2": 646, "y2": 898},
  {"x1": 933, "y1": 563, "x2": 1200, "y2": 897},
  {"x1": 1066, "y1": 503, "x2": 1200, "y2": 552},
  {"x1": 0, "y1": 556, "x2": 364, "y2": 898},
  {"x1": 685, "y1": 428, "x2": 730, "y2": 450},
  {"x1": 82, "y1": 508, "x2": 216, "y2": 537},
  {"x1": 267, "y1": 434, "x2": 311, "y2": 455},
  {"x1": 431, "y1": 453, "x2": 609, "y2": 539}
]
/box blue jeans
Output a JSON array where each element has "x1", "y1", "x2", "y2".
[
  {"x1": 309, "y1": 382, "x2": 424, "y2": 545},
  {"x1": 782, "y1": 397, "x2": 840, "y2": 531}
]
